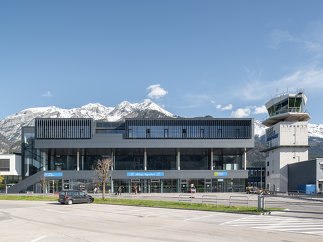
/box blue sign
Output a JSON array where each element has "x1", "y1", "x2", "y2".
[
  {"x1": 266, "y1": 133, "x2": 279, "y2": 142},
  {"x1": 44, "y1": 172, "x2": 63, "y2": 177},
  {"x1": 214, "y1": 172, "x2": 228, "y2": 177},
  {"x1": 217, "y1": 179, "x2": 224, "y2": 182},
  {"x1": 127, "y1": 172, "x2": 164, "y2": 177}
]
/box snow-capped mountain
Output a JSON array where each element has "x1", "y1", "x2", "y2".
[
  {"x1": 1, "y1": 99, "x2": 323, "y2": 159},
  {"x1": 308, "y1": 124, "x2": 323, "y2": 139},
  {"x1": 0, "y1": 100, "x2": 175, "y2": 149},
  {"x1": 254, "y1": 119, "x2": 267, "y2": 137},
  {"x1": 253, "y1": 119, "x2": 323, "y2": 139}
]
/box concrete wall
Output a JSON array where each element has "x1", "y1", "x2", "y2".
[
  {"x1": 279, "y1": 122, "x2": 308, "y2": 146},
  {"x1": 265, "y1": 121, "x2": 309, "y2": 192}
]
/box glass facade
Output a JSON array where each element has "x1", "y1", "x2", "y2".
[
  {"x1": 22, "y1": 131, "x2": 42, "y2": 176},
  {"x1": 180, "y1": 149, "x2": 209, "y2": 170},
  {"x1": 147, "y1": 149, "x2": 176, "y2": 170},
  {"x1": 213, "y1": 154, "x2": 242, "y2": 170},
  {"x1": 126, "y1": 119, "x2": 252, "y2": 139},
  {"x1": 267, "y1": 96, "x2": 304, "y2": 117},
  {"x1": 115, "y1": 149, "x2": 144, "y2": 170},
  {"x1": 23, "y1": 147, "x2": 245, "y2": 175}
]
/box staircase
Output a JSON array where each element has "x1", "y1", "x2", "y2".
[{"x1": 8, "y1": 171, "x2": 44, "y2": 193}]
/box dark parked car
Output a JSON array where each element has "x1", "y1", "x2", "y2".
[{"x1": 59, "y1": 190, "x2": 94, "y2": 205}]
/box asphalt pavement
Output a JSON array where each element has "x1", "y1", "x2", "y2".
[{"x1": 1, "y1": 200, "x2": 322, "y2": 242}]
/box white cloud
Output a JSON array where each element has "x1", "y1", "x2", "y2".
[
  {"x1": 231, "y1": 107, "x2": 251, "y2": 118},
  {"x1": 253, "y1": 105, "x2": 267, "y2": 115},
  {"x1": 239, "y1": 63, "x2": 323, "y2": 101},
  {"x1": 238, "y1": 20, "x2": 323, "y2": 101},
  {"x1": 269, "y1": 28, "x2": 323, "y2": 56},
  {"x1": 42, "y1": 91, "x2": 53, "y2": 97},
  {"x1": 216, "y1": 104, "x2": 233, "y2": 111},
  {"x1": 221, "y1": 104, "x2": 233, "y2": 111},
  {"x1": 147, "y1": 84, "x2": 168, "y2": 99}
]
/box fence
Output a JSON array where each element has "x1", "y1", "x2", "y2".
[
  {"x1": 178, "y1": 194, "x2": 192, "y2": 204},
  {"x1": 202, "y1": 195, "x2": 217, "y2": 206},
  {"x1": 229, "y1": 196, "x2": 249, "y2": 207}
]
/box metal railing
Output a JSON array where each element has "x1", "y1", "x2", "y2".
[
  {"x1": 202, "y1": 195, "x2": 217, "y2": 206},
  {"x1": 229, "y1": 196, "x2": 249, "y2": 207},
  {"x1": 178, "y1": 194, "x2": 192, "y2": 204}
]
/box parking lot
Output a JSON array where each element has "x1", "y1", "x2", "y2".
[{"x1": 1, "y1": 199, "x2": 322, "y2": 242}]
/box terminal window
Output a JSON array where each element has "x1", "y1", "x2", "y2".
[{"x1": 0, "y1": 159, "x2": 10, "y2": 171}]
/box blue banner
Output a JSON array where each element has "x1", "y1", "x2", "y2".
[
  {"x1": 127, "y1": 172, "x2": 165, "y2": 177},
  {"x1": 44, "y1": 172, "x2": 63, "y2": 177}
]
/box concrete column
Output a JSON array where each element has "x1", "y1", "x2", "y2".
[
  {"x1": 177, "y1": 151, "x2": 180, "y2": 170},
  {"x1": 81, "y1": 155, "x2": 84, "y2": 170},
  {"x1": 144, "y1": 149, "x2": 147, "y2": 171},
  {"x1": 110, "y1": 177, "x2": 114, "y2": 194},
  {"x1": 210, "y1": 149, "x2": 214, "y2": 170},
  {"x1": 111, "y1": 151, "x2": 114, "y2": 171},
  {"x1": 244, "y1": 148, "x2": 247, "y2": 170},
  {"x1": 42, "y1": 152, "x2": 46, "y2": 171},
  {"x1": 77, "y1": 151, "x2": 80, "y2": 171}
]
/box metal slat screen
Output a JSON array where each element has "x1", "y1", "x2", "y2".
[{"x1": 35, "y1": 119, "x2": 92, "y2": 139}]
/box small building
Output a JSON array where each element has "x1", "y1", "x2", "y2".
[
  {"x1": 0, "y1": 154, "x2": 22, "y2": 185},
  {"x1": 247, "y1": 167, "x2": 265, "y2": 189},
  {"x1": 288, "y1": 158, "x2": 323, "y2": 194}
]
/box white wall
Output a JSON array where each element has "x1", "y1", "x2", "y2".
[
  {"x1": 0, "y1": 154, "x2": 21, "y2": 176},
  {"x1": 265, "y1": 121, "x2": 309, "y2": 192}
]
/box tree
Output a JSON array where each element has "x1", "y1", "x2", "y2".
[
  {"x1": 95, "y1": 158, "x2": 112, "y2": 199},
  {"x1": 40, "y1": 177, "x2": 47, "y2": 194},
  {"x1": 0, "y1": 175, "x2": 4, "y2": 191}
]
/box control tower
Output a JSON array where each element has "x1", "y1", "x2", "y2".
[{"x1": 263, "y1": 91, "x2": 310, "y2": 193}]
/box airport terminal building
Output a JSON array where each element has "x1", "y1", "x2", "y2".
[{"x1": 10, "y1": 117, "x2": 254, "y2": 193}]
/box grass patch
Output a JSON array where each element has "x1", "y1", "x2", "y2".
[
  {"x1": 94, "y1": 198, "x2": 261, "y2": 213},
  {"x1": 0, "y1": 195, "x2": 58, "y2": 201},
  {"x1": 0, "y1": 195, "x2": 282, "y2": 213}
]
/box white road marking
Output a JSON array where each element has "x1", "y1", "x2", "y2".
[
  {"x1": 219, "y1": 215, "x2": 254, "y2": 225},
  {"x1": 221, "y1": 215, "x2": 323, "y2": 236},
  {"x1": 44, "y1": 209, "x2": 65, "y2": 214},
  {"x1": 184, "y1": 214, "x2": 219, "y2": 221},
  {"x1": 29, "y1": 235, "x2": 47, "y2": 242}
]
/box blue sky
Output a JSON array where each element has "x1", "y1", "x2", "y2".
[{"x1": 1, "y1": 1, "x2": 323, "y2": 123}]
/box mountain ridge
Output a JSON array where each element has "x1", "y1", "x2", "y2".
[{"x1": 1, "y1": 101, "x2": 323, "y2": 166}]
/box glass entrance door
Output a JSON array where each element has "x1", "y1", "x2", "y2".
[
  {"x1": 212, "y1": 179, "x2": 224, "y2": 192},
  {"x1": 205, "y1": 179, "x2": 212, "y2": 192},
  {"x1": 48, "y1": 179, "x2": 62, "y2": 193},
  {"x1": 151, "y1": 180, "x2": 160, "y2": 193},
  {"x1": 180, "y1": 179, "x2": 188, "y2": 193},
  {"x1": 140, "y1": 179, "x2": 151, "y2": 193}
]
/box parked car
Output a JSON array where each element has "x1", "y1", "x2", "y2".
[
  {"x1": 59, "y1": 190, "x2": 94, "y2": 205},
  {"x1": 246, "y1": 187, "x2": 263, "y2": 194}
]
